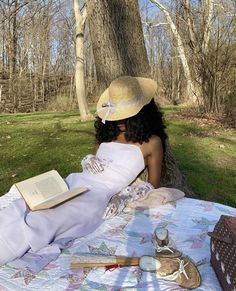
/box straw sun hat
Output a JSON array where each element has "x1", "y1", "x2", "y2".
[{"x1": 96, "y1": 76, "x2": 157, "y2": 123}]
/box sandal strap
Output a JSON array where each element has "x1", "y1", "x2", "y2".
[
  {"x1": 153, "y1": 240, "x2": 174, "y2": 253},
  {"x1": 158, "y1": 259, "x2": 189, "y2": 281}
]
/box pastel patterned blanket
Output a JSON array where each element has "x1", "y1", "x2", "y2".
[{"x1": 0, "y1": 192, "x2": 235, "y2": 290}]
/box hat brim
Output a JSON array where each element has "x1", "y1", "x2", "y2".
[{"x1": 97, "y1": 77, "x2": 157, "y2": 121}]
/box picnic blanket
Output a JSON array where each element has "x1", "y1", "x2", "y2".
[{"x1": 0, "y1": 191, "x2": 235, "y2": 290}]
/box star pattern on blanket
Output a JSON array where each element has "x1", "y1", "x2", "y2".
[
  {"x1": 125, "y1": 231, "x2": 153, "y2": 244},
  {"x1": 131, "y1": 267, "x2": 143, "y2": 284},
  {"x1": 129, "y1": 251, "x2": 142, "y2": 283},
  {"x1": 88, "y1": 241, "x2": 117, "y2": 256},
  {"x1": 42, "y1": 262, "x2": 58, "y2": 271},
  {"x1": 198, "y1": 201, "x2": 214, "y2": 212},
  {"x1": 12, "y1": 269, "x2": 36, "y2": 285},
  {"x1": 184, "y1": 232, "x2": 208, "y2": 249},
  {"x1": 144, "y1": 213, "x2": 177, "y2": 228},
  {"x1": 83, "y1": 279, "x2": 112, "y2": 290},
  {"x1": 105, "y1": 221, "x2": 130, "y2": 237},
  {"x1": 192, "y1": 217, "x2": 217, "y2": 231},
  {"x1": 62, "y1": 268, "x2": 91, "y2": 291}
]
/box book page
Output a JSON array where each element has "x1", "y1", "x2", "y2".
[
  {"x1": 35, "y1": 187, "x2": 87, "y2": 210},
  {"x1": 35, "y1": 177, "x2": 65, "y2": 199},
  {"x1": 15, "y1": 170, "x2": 68, "y2": 206}
]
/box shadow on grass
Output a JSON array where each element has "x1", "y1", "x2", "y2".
[
  {"x1": 214, "y1": 136, "x2": 236, "y2": 147},
  {"x1": 168, "y1": 123, "x2": 236, "y2": 208},
  {"x1": 0, "y1": 111, "x2": 80, "y2": 120}
]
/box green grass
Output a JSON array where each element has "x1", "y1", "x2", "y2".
[
  {"x1": 0, "y1": 111, "x2": 95, "y2": 195},
  {"x1": 163, "y1": 106, "x2": 236, "y2": 207},
  {"x1": 0, "y1": 107, "x2": 235, "y2": 207}
]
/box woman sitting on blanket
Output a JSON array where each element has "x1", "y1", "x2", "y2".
[{"x1": 0, "y1": 76, "x2": 167, "y2": 268}]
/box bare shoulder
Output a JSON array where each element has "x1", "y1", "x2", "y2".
[
  {"x1": 149, "y1": 135, "x2": 163, "y2": 147},
  {"x1": 140, "y1": 135, "x2": 163, "y2": 165},
  {"x1": 146, "y1": 135, "x2": 163, "y2": 155},
  {"x1": 141, "y1": 135, "x2": 164, "y2": 188}
]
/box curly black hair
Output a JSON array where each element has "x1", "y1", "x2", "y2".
[{"x1": 94, "y1": 99, "x2": 168, "y2": 151}]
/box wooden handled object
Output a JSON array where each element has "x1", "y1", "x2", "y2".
[{"x1": 71, "y1": 254, "x2": 140, "y2": 269}]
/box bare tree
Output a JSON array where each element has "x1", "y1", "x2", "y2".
[
  {"x1": 0, "y1": 0, "x2": 77, "y2": 112},
  {"x1": 73, "y1": 0, "x2": 92, "y2": 121},
  {"x1": 142, "y1": 0, "x2": 236, "y2": 116},
  {"x1": 150, "y1": 0, "x2": 198, "y2": 103},
  {"x1": 181, "y1": 0, "x2": 235, "y2": 112}
]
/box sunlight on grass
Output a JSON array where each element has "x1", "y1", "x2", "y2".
[
  {"x1": 0, "y1": 112, "x2": 95, "y2": 195},
  {"x1": 0, "y1": 108, "x2": 235, "y2": 207},
  {"x1": 166, "y1": 118, "x2": 236, "y2": 207}
]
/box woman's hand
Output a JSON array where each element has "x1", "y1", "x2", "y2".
[{"x1": 81, "y1": 154, "x2": 105, "y2": 174}]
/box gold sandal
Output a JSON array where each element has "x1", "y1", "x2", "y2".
[{"x1": 139, "y1": 255, "x2": 201, "y2": 289}]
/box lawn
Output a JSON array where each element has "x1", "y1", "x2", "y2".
[{"x1": 0, "y1": 107, "x2": 235, "y2": 208}]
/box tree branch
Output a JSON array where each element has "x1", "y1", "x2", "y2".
[{"x1": 142, "y1": 20, "x2": 168, "y2": 27}]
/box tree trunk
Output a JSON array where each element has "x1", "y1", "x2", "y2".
[
  {"x1": 73, "y1": 0, "x2": 93, "y2": 121},
  {"x1": 150, "y1": 0, "x2": 197, "y2": 103},
  {"x1": 183, "y1": 0, "x2": 197, "y2": 51},
  {"x1": 86, "y1": 0, "x2": 150, "y2": 94},
  {"x1": 6, "y1": 0, "x2": 18, "y2": 79},
  {"x1": 202, "y1": 0, "x2": 214, "y2": 55},
  {"x1": 86, "y1": 0, "x2": 194, "y2": 197}
]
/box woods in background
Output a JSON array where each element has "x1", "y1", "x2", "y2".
[
  {"x1": 0, "y1": 0, "x2": 75, "y2": 112},
  {"x1": 144, "y1": 0, "x2": 236, "y2": 118},
  {"x1": 0, "y1": 0, "x2": 235, "y2": 124}
]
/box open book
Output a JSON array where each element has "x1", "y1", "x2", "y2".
[{"x1": 15, "y1": 170, "x2": 87, "y2": 211}]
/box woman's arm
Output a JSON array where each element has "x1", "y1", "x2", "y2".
[{"x1": 147, "y1": 136, "x2": 163, "y2": 188}]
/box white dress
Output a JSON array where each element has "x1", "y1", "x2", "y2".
[{"x1": 0, "y1": 142, "x2": 145, "y2": 266}]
